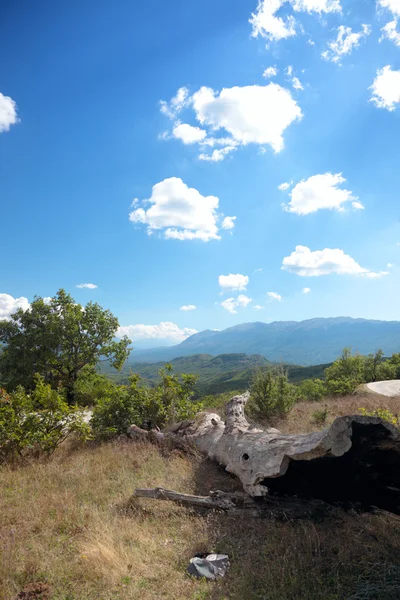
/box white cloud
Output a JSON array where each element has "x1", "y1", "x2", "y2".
[
  {"x1": 302, "y1": 287, "x2": 311, "y2": 293},
  {"x1": 160, "y1": 82, "x2": 302, "y2": 159},
  {"x1": 0, "y1": 93, "x2": 19, "y2": 133},
  {"x1": 219, "y1": 274, "x2": 249, "y2": 291},
  {"x1": 43, "y1": 297, "x2": 52, "y2": 305},
  {"x1": 380, "y1": 20, "x2": 400, "y2": 46},
  {"x1": 322, "y1": 25, "x2": 371, "y2": 63},
  {"x1": 263, "y1": 66, "x2": 278, "y2": 78},
  {"x1": 129, "y1": 177, "x2": 222, "y2": 242},
  {"x1": 172, "y1": 123, "x2": 207, "y2": 144},
  {"x1": 198, "y1": 145, "x2": 238, "y2": 162},
  {"x1": 116, "y1": 322, "x2": 197, "y2": 342},
  {"x1": 250, "y1": 0, "x2": 341, "y2": 43},
  {"x1": 352, "y1": 200, "x2": 365, "y2": 210},
  {"x1": 378, "y1": 0, "x2": 400, "y2": 18},
  {"x1": 192, "y1": 83, "x2": 302, "y2": 154},
  {"x1": 254, "y1": 305, "x2": 264, "y2": 310},
  {"x1": 221, "y1": 295, "x2": 252, "y2": 314},
  {"x1": 267, "y1": 291, "x2": 282, "y2": 301},
  {"x1": 76, "y1": 283, "x2": 98, "y2": 289},
  {"x1": 221, "y1": 216, "x2": 237, "y2": 230},
  {"x1": 282, "y1": 245, "x2": 389, "y2": 277},
  {"x1": 160, "y1": 87, "x2": 190, "y2": 120},
  {"x1": 179, "y1": 305, "x2": 197, "y2": 311},
  {"x1": 387, "y1": 263, "x2": 394, "y2": 268},
  {"x1": 370, "y1": 65, "x2": 400, "y2": 111},
  {"x1": 284, "y1": 172, "x2": 358, "y2": 215},
  {"x1": 292, "y1": 76, "x2": 304, "y2": 90},
  {"x1": 0, "y1": 293, "x2": 30, "y2": 320},
  {"x1": 278, "y1": 180, "x2": 293, "y2": 191}
]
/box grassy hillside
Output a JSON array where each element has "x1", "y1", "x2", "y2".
[
  {"x1": 2, "y1": 391, "x2": 400, "y2": 600},
  {"x1": 102, "y1": 353, "x2": 330, "y2": 397}
]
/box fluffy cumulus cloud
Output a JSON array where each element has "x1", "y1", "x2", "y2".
[
  {"x1": 282, "y1": 245, "x2": 389, "y2": 277},
  {"x1": 380, "y1": 20, "x2": 400, "y2": 46},
  {"x1": 284, "y1": 173, "x2": 361, "y2": 215},
  {"x1": 263, "y1": 66, "x2": 278, "y2": 78},
  {"x1": 219, "y1": 273, "x2": 249, "y2": 291},
  {"x1": 322, "y1": 25, "x2": 371, "y2": 63},
  {"x1": 370, "y1": 66, "x2": 400, "y2": 111},
  {"x1": 254, "y1": 305, "x2": 264, "y2": 310},
  {"x1": 130, "y1": 177, "x2": 226, "y2": 242},
  {"x1": 172, "y1": 123, "x2": 207, "y2": 144},
  {"x1": 302, "y1": 287, "x2": 311, "y2": 294},
  {"x1": 267, "y1": 292, "x2": 282, "y2": 301},
  {"x1": 250, "y1": 0, "x2": 341, "y2": 43},
  {"x1": 221, "y1": 295, "x2": 252, "y2": 314},
  {"x1": 116, "y1": 322, "x2": 197, "y2": 342},
  {"x1": 76, "y1": 283, "x2": 98, "y2": 289},
  {"x1": 0, "y1": 93, "x2": 19, "y2": 133},
  {"x1": 179, "y1": 305, "x2": 197, "y2": 311},
  {"x1": 0, "y1": 293, "x2": 30, "y2": 320},
  {"x1": 192, "y1": 84, "x2": 302, "y2": 154},
  {"x1": 160, "y1": 83, "x2": 302, "y2": 159}
]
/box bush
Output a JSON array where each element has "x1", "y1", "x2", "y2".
[
  {"x1": 249, "y1": 366, "x2": 297, "y2": 421},
  {"x1": 91, "y1": 366, "x2": 201, "y2": 440},
  {"x1": 359, "y1": 407, "x2": 399, "y2": 427},
  {"x1": 0, "y1": 375, "x2": 90, "y2": 463},
  {"x1": 312, "y1": 406, "x2": 329, "y2": 426},
  {"x1": 297, "y1": 378, "x2": 326, "y2": 402},
  {"x1": 73, "y1": 365, "x2": 117, "y2": 407}
]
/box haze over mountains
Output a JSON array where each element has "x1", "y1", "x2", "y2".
[{"x1": 129, "y1": 318, "x2": 400, "y2": 366}]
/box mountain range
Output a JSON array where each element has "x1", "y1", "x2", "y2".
[{"x1": 129, "y1": 318, "x2": 400, "y2": 365}]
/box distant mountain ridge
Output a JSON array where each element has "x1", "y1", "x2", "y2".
[{"x1": 129, "y1": 317, "x2": 400, "y2": 365}]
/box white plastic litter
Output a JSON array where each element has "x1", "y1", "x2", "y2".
[{"x1": 187, "y1": 553, "x2": 230, "y2": 580}]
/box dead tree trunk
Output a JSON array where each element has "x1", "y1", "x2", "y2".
[{"x1": 129, "y1": 392, "x2": 400, "y2": 513}]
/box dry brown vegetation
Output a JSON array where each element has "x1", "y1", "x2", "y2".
[
  {"x1": 275, "y1": 391, "x2": 400, "y2": 434},
  {"x1": 1, "y1": 394, "x2": 400, "y2": 600}
]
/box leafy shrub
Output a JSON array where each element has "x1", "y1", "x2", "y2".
[
  {"x1": 0, "y1": 375, "x2": 90, "y2": 463},
  {"x1": 297, "y1": 378, "x2": 326, "y2": 402},
  {"x1": 359, "y1": 407, "x2": 399, "y2": 427},
  {"x1": 312, "y1": 406, "x2": 329, "y2": 426},
  {"x1": 73, "y1": 365, "x2": 117, "y2": 407},
  {"x1": 249, "y1": 366, "x2": 297, "y2": 421},
  {"x1": 91, "y1": 366, "x2": 201, "y2": 440}
]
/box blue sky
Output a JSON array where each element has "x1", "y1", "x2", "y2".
[{"x1": 1, "y1": 0, "x2": 400, "y2": 347}]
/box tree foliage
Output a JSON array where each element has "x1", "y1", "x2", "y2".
[
  {"x1": 91, "y1": 366, "x2": 201, "y2": 440},
  {"x1": 249, "y1": 366, "x2": 297, "y2": 421},
  {"x1": 0, "y1": 289, "x2": 131, "y2": 403},
  {"x1": 0, "y1": 375, "x2": 90, "y2": 463}
]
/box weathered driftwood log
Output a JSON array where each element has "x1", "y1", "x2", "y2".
[
  {"x1": 129, "y1": 392, "x2": 400, "y2": 512},
  {"x1": 133, "y1": 487, "x2": 328, "y2": 519}
]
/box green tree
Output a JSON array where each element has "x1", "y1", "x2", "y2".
[
  {"x1": 0, "y1": 289, "x2": 131, "y2": 403},
  {"x1": 250, "y1": 366, "x2": 297, "y2": 421},
  {"x1": 297, "y1": 378, "x2": 326, "y2": 402},
  {"x1": 363, "y1": 349, "x2": 384, "y2": 382},
  {"x1": 324, "y1": 348, "x2": 365, "y2": 396}
]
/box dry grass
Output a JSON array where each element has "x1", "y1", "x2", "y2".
[
  {"x1": 1, "y1": 394, "x2": 400, "y2": 600},
  {"x1": 276, "y1": 392, "x2": 400, "y2": 434}
]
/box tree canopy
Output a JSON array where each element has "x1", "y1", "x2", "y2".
[{"x1": 0, "y1": 289, "x2": 131, "y2": 403}]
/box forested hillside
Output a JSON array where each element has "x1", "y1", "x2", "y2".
[{"x1": 101, "y1": 353, "x2": 330, "y2": 396}]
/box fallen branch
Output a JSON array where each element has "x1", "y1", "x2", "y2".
[{"x1": 133, "y1": 487, "x2": 328, "y2": 519}]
